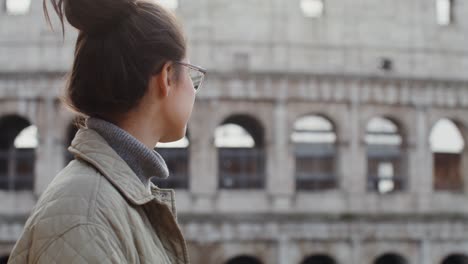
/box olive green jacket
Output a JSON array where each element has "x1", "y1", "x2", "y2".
[{"x1": 8, "y1": 128, "x2": 189, "y2": 264}]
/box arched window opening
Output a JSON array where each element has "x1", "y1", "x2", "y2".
[
  {"x1": 374, "y1": 253, "x2": 408, "y2": 264},
  {"x1": 292, "y1": 115, "x2": 337, "y2": 191},
  {"x1": 442, "y1": 254, "x2": 468, "y2": 264},
  {"x1": 366, "y1": 117, "x2": 405, "y2": 194},
  {"x1": 5, "y1": 0, "x2": 31, "y2": 15},
  {"x1": 217, "y1": 115, "x2": 265, "y2": 189},
  {"x1": 0, "y1": 115, "x2": 36, "y2": 191},
  {"x1": 430, "y1": 119, "x2": 465, "y2": 191},
  {"x1": 225, "y1": 255, "x2": 262, "y2": 264},
  {"x1": 0, "y1": 255, "x2": 9, "y2": 264},
  {"x1": 301, "y1": 254, "x2": 337, "y2": 264},
  {"x1": 153, "y1": 134, "x2": 190, "y2": 189}
]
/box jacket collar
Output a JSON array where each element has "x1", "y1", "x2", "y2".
[{"x1": 68, "y1": 128, "x2": 156, "y2": 205}]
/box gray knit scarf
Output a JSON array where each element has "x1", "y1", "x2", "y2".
[{"x1": 86, "y1": 117, "x2": 169, "y2": 186}]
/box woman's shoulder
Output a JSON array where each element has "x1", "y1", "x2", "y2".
[
  {"x1": 9, "y1": 159, "x2": 141, "y2": 262},
  {"x1": 27, "y1": 159, "x2": 127, "y2": 233},
  {"x1": 9, "y1": 159, "x2": 130, "y2": 263}
]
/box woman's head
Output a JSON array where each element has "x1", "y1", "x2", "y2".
[{"x1": 45, "y1": 0, "x2": 200, "y2": 142}]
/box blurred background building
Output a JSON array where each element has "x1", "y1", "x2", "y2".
[{"x1": 1, "y1": 0, "x2": 468, "y2": 263}]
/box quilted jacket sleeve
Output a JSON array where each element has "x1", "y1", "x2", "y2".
[{"x1": 33, "y1": 223, "x2": 126, "y2": 264}]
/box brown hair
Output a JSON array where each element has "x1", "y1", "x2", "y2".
[{"x1": 44, "y1": 0, "x2": 187, "y2": 118}]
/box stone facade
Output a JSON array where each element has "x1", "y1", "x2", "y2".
[{"x1": 1, "y1": 0, "x2": 468, "y2": 263}]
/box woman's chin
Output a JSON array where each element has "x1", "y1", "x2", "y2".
[{"x1": 160, "y1": 131, "x2": 185, "y2": 143}]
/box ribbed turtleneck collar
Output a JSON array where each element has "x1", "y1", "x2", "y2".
[{"x1": 86, "y1": 117, "x2": 169, "y2": 186}]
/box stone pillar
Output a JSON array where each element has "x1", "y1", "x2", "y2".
[
  {"x1": 345, "y1": 82, "x2": 366, "y2": 210},
  {"x1": 278, "y1": 235, "x2": 290, "y2": 264},
  {"x1": 189, "y1": 100, "x2": 218, "y2": 211},
  {"x1": 351, "y1": 236, "x2": 362, "y2": 264},
  {"x1": 51, "y1": 100, "x2": 69, "y2": 177},
  {"x1": 54, "y1": 109, "x2": 69, "y2": 172},
  {"x1": 35, "y1": 97, "x2": 57, "y2": 195},
  {"x1": 267, "y1": 82, "x2": 294, "y2": 211},
  {"x1": 414, "y1": 106, "x2": 432, "y2": 211},
  {"x1": 336, "y1": 94, "x2": 351, "y2": 195},
  {"x1": 420, "y1": 239, "x2": 431, "y2": 264}
]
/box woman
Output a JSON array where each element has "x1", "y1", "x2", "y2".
[{"x1": 8, "y1": 0, "x2": 205, "y2": 263}]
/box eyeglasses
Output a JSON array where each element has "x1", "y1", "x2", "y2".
[{"x1": 174, "y1": 61, "x2": 207, "y2": 91}]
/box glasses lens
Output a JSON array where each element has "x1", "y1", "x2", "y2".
[{"x1": 189, "y1": 68, "x2": 204, "y2": 90}]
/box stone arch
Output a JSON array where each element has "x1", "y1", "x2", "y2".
[
  {"x1": 365, "y1": 116, "x2": 407, "y2": 194},
  {"x1": 289, "y1": 107, "x2": 345, "y2": 143},
  {"x1": 428, "y1": 117, "x2": 468, "y2": 144},
  {"x1": 373, "y1": 253, "x2": 408, "y2": 264},
  {"x1": 0, "y1": 255, "x2": 9, "y2": 264},
  {"x1": 301, "y1": 254, "x2": 337, "y2": 264},
  {"x1": 216, "y1": 114, "x2": 266, "y2": 189},
  {"x1": 153, "y1": 131, "x2": 190, "y2": 189},
  {"x1": 363, "y1": 114, "x2": 408, "y2": 145},
  {"x1": 0, "y1": 114, "x2": 36, "y2": 191},
  {"x1": 225, "y1": 255, "x2": 263, "y2": 264},
  {"x1": 441, "y1": 253, "x2": 468, "y2": 264},
  {"x1": 430, "y1": 118, "x2": 467, "y2": 192},
  {"x1": 220, "y1": 114, "x2": 265, "y2": 148},
  {"x1": 292, "y1": 114, "x2": 338, "y2": 191},
  {"x1": 208, "y1": 101, "x2": 274, "y2": 148}
]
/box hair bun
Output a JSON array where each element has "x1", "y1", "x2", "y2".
[{"x1": 63, "y1": 0, "x2": 136, "y2": 33}]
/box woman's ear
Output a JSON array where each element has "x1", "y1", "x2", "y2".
[{"x1": 152, "y1": 61, "x2": 174, "y2": 98}]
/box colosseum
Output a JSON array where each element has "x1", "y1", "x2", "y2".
[{"x1": 1, "y1": 0, "x2": 468, "y2": 263}]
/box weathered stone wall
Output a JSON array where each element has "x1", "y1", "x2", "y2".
[{"x1": 1, "y1": 0, "x2": 468, "y2": 263}]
